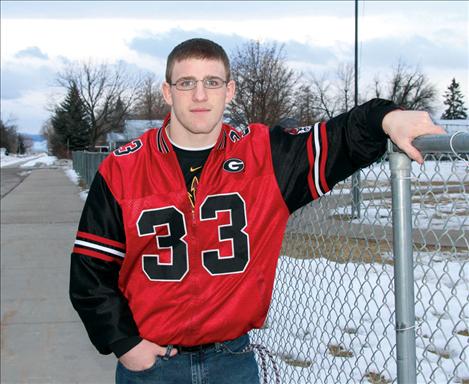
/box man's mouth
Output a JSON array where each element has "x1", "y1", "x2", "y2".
[{"x1": 190, "y1": 108, "x2": 211, "y2": 113}]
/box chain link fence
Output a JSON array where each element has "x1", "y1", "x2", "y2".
[
  {"x1": 250, "y1": 134, "x2": 468, "y2": 384},
  {"x1": 72, "y1": 133, "x2": 468, "y2": 383}
]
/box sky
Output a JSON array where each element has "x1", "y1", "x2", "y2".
[{"x1": 1, "y1": 0, "x2": 468, "y2": 135}]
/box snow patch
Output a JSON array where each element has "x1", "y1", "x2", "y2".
[
  {"x1": 251, "y1": 254, "x2": 469, "y2": 383},
  {"x1": 20, "y1": 155, "x2": 57, "y2": 168},
  {"x1": 65, "y1": 169, "x2": 80, "y2": 185}
]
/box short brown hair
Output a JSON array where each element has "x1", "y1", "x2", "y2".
[{"x1": 165, "y1": 38, "x2": 231, "y2": 83}]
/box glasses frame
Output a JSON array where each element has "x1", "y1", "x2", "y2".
[{"x1": 170, "y1": 76, "x2": 228, "y2": 91}]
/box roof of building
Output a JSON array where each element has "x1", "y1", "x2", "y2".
[{"x1": 107, "y1": 119, "x2": 163, "y2": 143}]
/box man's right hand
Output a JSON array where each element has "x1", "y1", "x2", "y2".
[{"x1": 118, "y1": 339, "x2": 178, "y2": 371}]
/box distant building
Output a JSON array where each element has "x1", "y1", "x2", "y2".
[
  {"x1": 434, "y1": 119, "x2": 469, "y2": 134},
  {"x1": 106, "y1": 119, "x2": 163, "y2": 150}
]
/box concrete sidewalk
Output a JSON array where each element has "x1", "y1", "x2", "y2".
[{"x1": 1, "y1": 168, "x2": 115, "y2": 384}]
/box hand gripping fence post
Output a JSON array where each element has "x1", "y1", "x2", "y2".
[{"x1": 388, "y1": 139, "x2": 417, "y2": 384}]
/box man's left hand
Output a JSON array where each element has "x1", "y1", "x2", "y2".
[{"x1": 382, "y1": 110, "x2": 446, "y2": 164}]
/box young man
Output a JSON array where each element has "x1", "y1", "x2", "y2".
[{"x1": 70, "y1": 38, "x2": 444, "y2": 383}]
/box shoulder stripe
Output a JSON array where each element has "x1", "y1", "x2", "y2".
[
  {"x1": 76, "y1": 231, "x2": 125, "y2": 250},
  {"x1": 73, "y1": 247, "x2": 123, "y2": 264},
  {"x1": 313, "y1": 122, "x2": 329, "y2": 197},
  {"x1": 306, "y1": 122, "x2": 330, "y2": 200},
  {"x1": 318, "y1": 122, "x2": 330, "y2": 194},
  {"x1": 74, "y1": 240, "x2": 125, "y2": 258},
  {"x1": 217, "y1": 130, "x2": 227, "y2": 150}
]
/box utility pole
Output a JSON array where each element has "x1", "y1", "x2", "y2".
[{"x1": 351, "y1": 0, "x2": 361, "y2": 219}]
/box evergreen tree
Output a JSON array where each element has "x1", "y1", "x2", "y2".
[
  {"x1": 441, "y1": 78, "x2": 467, "y2": 119},
  {"x1": 51, "y1": 82, "x2": 91, "y2": 156}
]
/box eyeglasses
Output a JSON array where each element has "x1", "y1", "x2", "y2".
[{"x1": 170, "y1": 76, "x2": 227, "y2": 91}]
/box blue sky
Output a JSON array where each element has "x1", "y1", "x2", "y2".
[{"x1": 1, "y1": 1, "x2": 467, "y2": 134}]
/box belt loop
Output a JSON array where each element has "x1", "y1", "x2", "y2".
[
  {"x1": 163, "y1": 344, "x2": 173, "y2": 360},
  {"x1": 214, "y1": 342, "x2": 223, "y2": 353}
]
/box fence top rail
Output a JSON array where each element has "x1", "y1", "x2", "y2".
[{"x1": 389, "y1": 132, "x2": 469, "y2": 154}]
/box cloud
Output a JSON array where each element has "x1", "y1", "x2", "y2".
[
  {"x1": 128, "y1": 29, "x2": 250, "y2": 59},
  {"x1": 1, "y1": 64, "x2": 56, "y2": 99},
  {"x1": 361, "y1": 35, "x2": 467, "y2": 70},
  {"x1": 14, "y1": 46, "x2": 49, "y2": 60},
  {"x1": 128, "y1": 29, "x2": 337, "y2": 66},
  {"x1": 282, "y1": 41, "x2": 337, "y2": 65}
]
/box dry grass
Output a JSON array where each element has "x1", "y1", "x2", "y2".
[
  {"x1": 78, "y1": 178, "x2": 88, "y2": 190},
  {"x1": 327, "y1": 344, "x2": 353, "y2": 358},
  {"x1": 427, "y1": 348, "x2": 451, "y2": 359},
  {"x1": 280, "y1": 356, "x2": 312, "y2": 368},
  {"x1": 281, "y1": 233, "x2": 393, "y2": 264},
  {"x1": 281, "y1": 232, "x2": 465, "y2": 264},
  {"x1": 364, "y1": 371, "x2": 391, "y2": 384}
]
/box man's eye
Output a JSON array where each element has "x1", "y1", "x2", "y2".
[
  {"x1": 206, "y1": 78, "x2": 221, "y2": 87},
  {"x1": 179, "y1": 80, "x2": 194, "y2": 88}
]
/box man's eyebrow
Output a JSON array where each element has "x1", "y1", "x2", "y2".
[{"x1": 175, "y1": 76, "x2": 197, "y2": 81}]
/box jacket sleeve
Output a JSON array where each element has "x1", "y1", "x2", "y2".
[
  {"x1": 270, "y1": 98, "x2": 399, "y2": 213},
  {"x1": 69, "y1": 171, "x2": 142, "y2": 357}
]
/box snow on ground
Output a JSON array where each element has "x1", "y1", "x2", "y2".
[
  {"x1": 329, "y1": 159, "x2": 468, "y2": 231},
  {"x1": 20, "y1": 155, "x2": 57, "y2": 168},
  {"x1": 251, "y1": 255, "x2": 469, "y2": 384},
  {"x1": 79, "y1": 190, "x2": 89, "y2": 201},
  {"x1": 64, "y1": 167, "x2": 89, "y2": 201},
  {"x1": 0, "y1": 153, "x2": 49, "y2": 167},
  {"x1": 65, "y1": 168, "x2": 80, "y2": 185},
  {"x1": 331, "y1": 159, "x2": 468, "y2": 195}
]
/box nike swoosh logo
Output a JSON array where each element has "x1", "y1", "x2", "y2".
[{"x1": 190, "y1": 166, "x2": 203, "y2": 172}]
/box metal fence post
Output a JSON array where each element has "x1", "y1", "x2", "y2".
[
  {"x1": 388, "y1": 140, "x2": 416, "y2": 384},
  {"x1": 351, "y1": 171, "x2": 361, "y2": 218}
]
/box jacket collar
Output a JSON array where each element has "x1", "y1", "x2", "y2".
[{"x1": 156, "y1": 113, "x2": 228, "y2": 154}]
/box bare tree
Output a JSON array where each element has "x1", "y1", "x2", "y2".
[
  {"x1": 228, "y1": 41, "x2": 297, "y2": 127},
  {"x1": 374, "y1": 61, "x2": 437, "y2": 112},
  {"x1": 306, "y1": 74, "x2": 338, "y2": 119},
  {"x1": 335, "y1": 62, "x2": 355, "y2": 113},
  {"x1": 372, "y1": 74, "x2": 382, "y2": 99},
  {"x1": 291, "y1": 83, "x2": 321, "y2": 126},
  {"x1": 57, "y1": 61, "x2": 142, "y2": 145},
  {"x1": 133, "y1": 73, "x2": 170, "y2": 120}
]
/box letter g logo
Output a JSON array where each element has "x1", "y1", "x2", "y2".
[{"x1": 223, "y1": 158, "x2": 245, "y2": 173}]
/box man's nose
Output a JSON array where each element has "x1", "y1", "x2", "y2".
[{"x1": 192, "y1": 81, "x2": 208, "y2": 102}]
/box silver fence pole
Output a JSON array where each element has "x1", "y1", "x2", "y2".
[
  {"x1": 351, "y1": 172, "x2": 361, "y2": 219},
  {"x1": 388, "y1": 140, "x2": 416, "y2": 384}
]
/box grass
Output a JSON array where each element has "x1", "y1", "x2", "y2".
[
  {"x1": 327, "y1": 344, "x2": 353, "y2": 358},
  {"x1": 280, "y1": 356, "x2": 312, "y2": 368},
  {"x1": 364, "y1": 371, "x2": 391, "y2": 384},
  {"x1": 281, "y1": 233, "x2": 394, "y2": 264},
  {"x1": 427, "y1": 348, "x2": 451, "y2": 359},
  {"x1": 281, "y1": 232, "x2": 466, "y2": 264}
]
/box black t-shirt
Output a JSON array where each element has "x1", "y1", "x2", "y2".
[{"x1": 173, "y1": 145, "x2": 212, "y2": 208}]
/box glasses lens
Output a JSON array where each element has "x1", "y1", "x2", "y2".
[
  {"x1": 204, "y1": 77, "x2": 224, "y2": 89},
  {"x1": 176, "y1": 79, "x2": 196, "y2": 90}
]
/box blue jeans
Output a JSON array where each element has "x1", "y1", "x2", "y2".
[{"x1": 115, "y1": 334, "x2": 260, "y2": 384}]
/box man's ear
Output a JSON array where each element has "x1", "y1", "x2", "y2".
[
  {"x1": 162, "y1": 82, "x2": 173, "y2": 106},
  {"x1": 225, "y1": 80, "x2": 236, "y2": 104}
]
